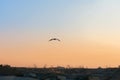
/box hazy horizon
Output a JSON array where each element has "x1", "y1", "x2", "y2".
[{"x1": 1, "y1": 0, "x2": 120, "y2": 68}]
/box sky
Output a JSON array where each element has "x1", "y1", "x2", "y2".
[{"x1": 0, "y1": 0, "x2": 120, "y2": 68}]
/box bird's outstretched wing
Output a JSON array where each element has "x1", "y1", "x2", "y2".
[
  {"x1": 56, "y1": 39, "x2": 60, "y2": 41},
  {"x1": 49, "y1": 38, "x2": 53, "y2": 41}
]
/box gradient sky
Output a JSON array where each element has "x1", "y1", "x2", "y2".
[{"x1": 1, "y1": 0, "x2": 120, "y2": 68}]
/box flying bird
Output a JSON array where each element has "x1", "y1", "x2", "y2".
[{"x1": 49, "y1": 38, "x2": 60, "y2": 42}]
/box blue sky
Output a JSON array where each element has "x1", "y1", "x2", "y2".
[
  {"x1": 0, "y1": 0, "x2": 97, "y2": 43},
  {"x1": 0, "y1": 0, "x2": 96, "y2": 31},
  {"x1": 1, "y1": 0, "x2": 120, "y2": 47}
]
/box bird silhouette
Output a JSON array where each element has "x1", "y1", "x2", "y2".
[{"x1": 49, "y1": 38, "x2": 60, "y2": 41}]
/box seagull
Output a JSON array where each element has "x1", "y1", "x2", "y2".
[{"x1": 49, "y1": 38, "x2": 60, "y2": 42}]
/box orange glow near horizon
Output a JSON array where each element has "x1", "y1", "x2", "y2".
[{"x1": 1, "y1": 39, "x2": 120, "y2": 68}]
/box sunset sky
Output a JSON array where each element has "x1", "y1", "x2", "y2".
[{"x1": 0, "y1": 0, "x2": 120, "y2": 68}]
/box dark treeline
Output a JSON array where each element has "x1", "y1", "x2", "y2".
[{"x1": 0, "y1": 64, "x2": 120, "y2": 76}]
